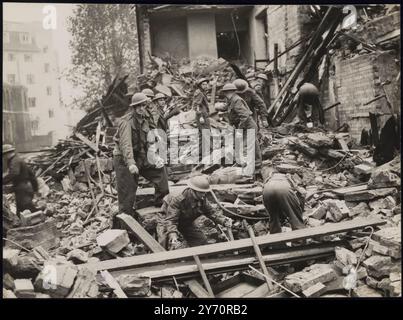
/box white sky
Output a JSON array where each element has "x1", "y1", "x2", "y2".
[{"x1": 3, "y1": 2, "x2": 83, "y2": 107}]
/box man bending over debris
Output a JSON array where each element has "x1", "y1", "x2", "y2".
[
  {"x1": 263, "y1": 168, "x2": 306, "y2": 234},
  {"x1": 113, "y1": 92, "x2": 169, "y2": 217},
  {"x1": 161, "y1": 175, "x2": 232, "y2": 250},
  {"x1": 296, "y1": 82, "x2": 324, "y2": 127},
  {"x1": 2, "y1": 144, "x2": 38, "y2": 215}
]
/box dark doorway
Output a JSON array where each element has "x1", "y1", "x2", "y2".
[{"x1": 216, "y1": 31, "x2": 243, "y2": 61}]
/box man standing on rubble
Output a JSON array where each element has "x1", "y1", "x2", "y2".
[
  {"x1": 233, "y1": 79, "x2": 270, "y2": 128},
  {"x1": 151, "y1": 92, "x2": 180, "y2": 133},
  {"x1": 192, "y1": 78, "x2": 212, "y2": 161},
  {"x1": 253, "y1": 73, "x2": 270, "y2": 102},
  {"x1": 263, "y1": 168, "x2": 306, "y2": 234},
  {"x1": 161, "y1": 175, "x2": 232, "y2": 249},
  {"x1": 296, "y1": 82, "x2": 325, "y2": 127},
  {"x1": 113, "y1": 92, "x2": 169, "y2": 217},
  {"x1": 215, "y1": 83, "x2": 262, "y2": 175},
  {"x1": 2, "y1": 144, "x2": 38, "y2": 215}
]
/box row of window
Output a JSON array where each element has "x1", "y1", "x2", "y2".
[
  {"x1": 7, "y1": 54, "x2": 51, "y2": 71},
  {"x1": 7, "y1": 74, "x2": 53, "y2": 94},
  {"x1": 3, "y1": 31, "x2": 31, "y2": 44}
]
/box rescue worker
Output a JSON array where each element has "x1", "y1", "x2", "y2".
[
  {"x1": 113, "y1": 92, "x2": 169, "y2": 216},
  {"x1": 296, "y1": 82, "x2": 325, "y2": 127},
  {"x1": 215, "y1": 83, "x2": 262, "y2": 175},
  {"x1": 152, "y1": 93, "x2": 180, "y2": 133},
  {"x1": 192, "y1": 78, "x2": 212, "y2": 160},
  {"x1": 161, "y1": 175, "x2": 232, "y2": 249},
  {"x1": 263, "y1": 168, "x2": 306, "y2": 234},
  {"x1": 253, "y1": 73, "x2": 269, "y2": 101},
  {"x1": 2, "y1": 144, "x2": 38, "y2": 215},
  {"x1": 233, "y1": 79, "x2": 269, "y2": 128}
]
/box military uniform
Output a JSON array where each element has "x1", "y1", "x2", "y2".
[
  {"x1": 192, "y1": 88, "x2": 211, "y2": 159},
  {"x1": 3, "y1": 154, "x2": 38, "y2": 215},
  {"x1": 296, "y1": 83, "x2": 324, "y2": 126},
  {"x1": 113, "y1": 110, "x2": 169, "y2": 216},
  {"x1": 160, "y1": 189, "x2": 227, "y2": 247},
  {"x1": 263, "y1": 173, "x2": 306, "y2": 234},
  {"x1": 238, "y1": 88, "x2": 269, "y2": 125},
  {"x1": 226, "y1": 94, "x2": 262, "y2": 172}
]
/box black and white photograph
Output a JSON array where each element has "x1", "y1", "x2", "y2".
[{"x1": 2, "y1": 2, "x2": 401, "y2": 302}]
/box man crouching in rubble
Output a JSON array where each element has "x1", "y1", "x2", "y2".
[
  {"x1": 263, "y1": 168, "x2": 306, "y2": 234},
  {"x1": 113, "y1": 92, "x2": 169, "y2": 217},
  {"x1": 295, "y1": 82, "x2": 325, "y2": 127},
  {"x1": 160, "y1": 175, "x2": 232, "y2": 250}
]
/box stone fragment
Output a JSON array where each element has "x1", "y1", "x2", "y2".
[
  {"x1": 66, "y1": 249, "x2": 89, "y2": 264},
  {"x1": 67, "y1": 267, "x2": 99, "y2": 298},
  {"x1": 20, "y1": 210, "x2": 45, "y2": 226},
  {"x1": 117, "y1": 275, "x2": 151, "y2": 297},
  {"x1": 325, "y1": 200, "x2": 350, "y2": 222},
  {"x1": 335, "y1": 247, "x2": 358, "y2": 268},
  {"x1": 309, "y1": 203, "x2": 328, "y2": 219},
  {"x1": 14, "y1": 279, "x2": 35, "y2": 298},
  {"x1": 363, "y1": 255, "x2": 392, "y2": 278},
  {"x1": 372, "y1": 227, "x2": 401, "y2": 251},
  {"x1": 284, "y1": 264, "x2": 337, "y2": 292},
  {"x1": 302, "y1": 282, "x2": 326, "y2": 297},
  {"x1": 305, "y1": 133, "x2": 334, "y2": 148},
  {"x1": 349, "y1": 202, "x2": 371, "y2": 217},
  {"x1": 368, "y1": 164, "x2": 401, "y2": 189},
  {"x1": 96, "y1": 229, "x2": 130, "y2": 254},
  {"x1": 389, "y1": 280, "x2": 401, "y2": 297},
  {"x1": 275, "y1": 164, "x2": 302, "y2": 174},
  {"x1": 3, "y1": 289, "x2": 17, "y2": 298},
  {"x1": 353, "y1": 285, "x2": 383, "y2": 297},
  {"x1": 35, "y1": 264, "x2": 78, "y2": 298},
  {"x1": 354, "y1": 164, "x2": 374, "y2": 176}
]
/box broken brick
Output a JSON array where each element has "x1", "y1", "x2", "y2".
[
  {"x1": 302, "y1": 282, "x2": 326, "y2": 297},
  {"x1": 96, "y1": 229, "x2": 130, "y2": 254},
  {"x1": 325, "y1": 200, "x2": 350, "y2": 222},
  {"x1": 14, "y1": 279, "x2": 35, "y2": 298},
  {"x1": 354, "y1": 164, "x2": 374, "y2": 176},
  {"x1": 363, "y1": 255, "x2": 392, "y2": 278},
  {"x1": 309, "y1": 203, "x2": 328, "y2": 220},
  {"x1": 35, "y1": 264, "x2": 78, "y2": 298},
  {"x1": 372, "y1": 227, "x2": 401, "y2": 253},
  {"x1": 20, "y1": 210, "x2": 45, "y2": 226},
  {"x1": 117, "y1": 274, "x2": 151, "y2": 297},
  {"x1": 335, "y1": 247, "x2": 357, "y2": 268},
  {"x1": 284, "y1": 264, "x2": 337, "y2": 292},
  {"x1": 368, "y1": 167, "x2": 401, "y2": 189},
  {"x1": 353, "y1": 284, "x2": 383, "y2": 297},
  {"x1": 67, "y1": 249, "x2": 89, "y2": 264},
  {"x1": 349, "y1": 202, "x2": 371, "y2": 217}
]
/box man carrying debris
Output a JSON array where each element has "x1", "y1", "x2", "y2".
[
  {"x1": 263, "y1": 168, "x2": 306, "y2": 234},
  {"x1": 233, "y1": 78, "x2": 270, "y2": 128},
  {"x1": 2, "y1": 144, "x2": 38, "y2": 215},
  {"x1": 192, "y1": 78, "x2": 212, "y2": 160},
  {"x1": 113, "y1": 92, "x2": 169, "y2": 216},
  {"x1": 296, "y1": 82, "x2": 325, "y2": 127},
  {"x1": 151, "y1": 92, "x2": 180, "y2": 133},
  {"x1": 161, "y1": 175, "x2": 232, "y2": 249},
  {"x1": 216, "y1": 83, "x2": 262, "y2": 175}
]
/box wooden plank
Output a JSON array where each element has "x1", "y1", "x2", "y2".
[
  {"x1": 117, "y1": 213, "x2": 165, "y2": 253},
  {"x1": 193, "y1": 255, "x2": 214, "y2": 297},
  {"x1": 75, "y1": 132, "x2": 99, "y2": 153},
  {"x1": 333, "y1": 184, "x2": 368, "y2": 196},
  {"x1": 242, "y1": 283, "x2": 269, "y2": 298},
  {"x1": 82, "y1": 218, "x2": 385, "y2": 272},
  {"x1": 116, "y1": 213, "x2": 209, "y2": 298},
  {"x1": 110, "y1": 245, "x2": 336, "y2": 280},
  {"x1": 100, "y1": 270, "x2": 127, "y2": 298}
]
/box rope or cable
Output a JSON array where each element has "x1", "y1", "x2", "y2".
[
  {"x1": 210, "y1": 190, "x2": 271, "y2": 220},
  {"x1": 3, "y1": 237, "x2": 31, "y2": 252},
  {"x1": 231, "y1": 11, "x2": 242, "y2": 60}
]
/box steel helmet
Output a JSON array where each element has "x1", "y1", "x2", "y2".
[
  {"x1": 187, "y1": 175, "x2": 211, "y2": 193},
  {"x1": 196, "y1": 78, "x2": 209, "y2": 86},
  {"x1": 130, "y1": 93, "x2": 149, "y2": 107},
  {"x1": 3, "y1": 144, "x2": 16, "y2": 154},
  {"x1": 141, "y1": 88, "x2": 155, "y2": 98},
  {"x1": 153, "y1": 93, "x2": 166, "y2": 101},
  {"x1": 233, "y1": 79, "x2": 249, "y2": 93},
  {"x1": 221, "y1": 83, "x2": 237, "y2": 92},
  {"x1": 256, "y1": 73, "x2": 268, "y2": 81}
]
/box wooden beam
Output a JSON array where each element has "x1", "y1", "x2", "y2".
[
  {"x1": 75, "y1": 132, "x2": 99, "y2": 153},
  {"x1": 100, "y1": 270, "x2": 127, "y2": 298},
  {"x1": 110, "y1": 244, "x2": 336, "y2": 281},
  {"x1": 82, "y1": 218, "x2": 385, "y2": 272},
  {"x1": 193, "y1": 255, "x2": 214, "y2": 297}
]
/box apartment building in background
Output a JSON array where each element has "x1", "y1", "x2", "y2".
[{"x1": 3, "y1": 20, "x2": 69, "y2": 150}]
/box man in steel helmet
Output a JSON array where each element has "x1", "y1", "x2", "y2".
[
  {"x1": 233, "y1": 78, "x2": 269, "y2": 128},
  {"x1": 151, "y1": 92, "x2": 180, "y2": 133},
  {"x1": 161, "y1": 175, "x2": 232, "y2": 250},
  {"x1": 296, "y1": 82, "x2": 325, "y2": 127},
  {"x1": 113, "y1": 92, "x2": 169, "y2": 217}
]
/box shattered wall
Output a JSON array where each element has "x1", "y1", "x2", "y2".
[{"x1": 266, "y1": 5, "x2": 312, "y2": 75}]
